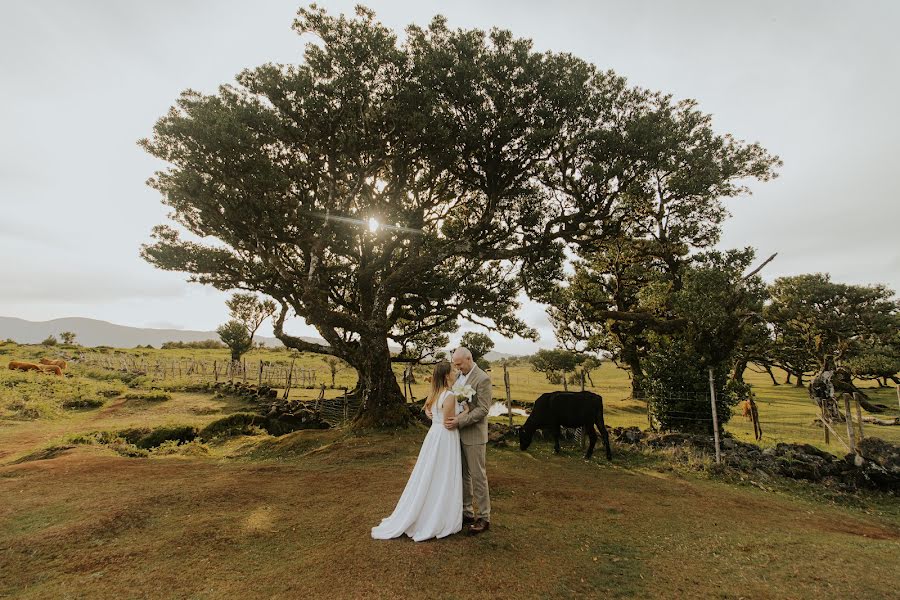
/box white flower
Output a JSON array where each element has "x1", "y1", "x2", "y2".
[{"x1": 451, "y1": 382, "x2": 476, "y2": 402}]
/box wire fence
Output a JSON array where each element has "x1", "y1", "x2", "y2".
[
  {"x1": 75, "y1": 351, "x2": 323, "y2": 389},
  {"x1": 70, "y1": 351, "x2": 897, "y2": 451}
]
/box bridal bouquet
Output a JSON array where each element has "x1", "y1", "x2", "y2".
[{"x1": 451, "y1": 382, "x2": 476, "y2": 404}]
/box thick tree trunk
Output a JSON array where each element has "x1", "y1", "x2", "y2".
[
  {"x1": 731, "y1": 359, "x2": 748, "y2": 382},
  {"x1": 794, "y1": 373, "x2": 804, "y2": 387},
  {"x1": 784, "y1": 372, "x2": 792, "y2": 385},
  {"x1": 351, "y1": 336, "x2": 410, "y2": 429},
  {"x1": 765, "y1": 365, "x2": 780, "y2": 386},
  {"x1": 622, "y1": 349, "x2": 645, "y2": 400}
]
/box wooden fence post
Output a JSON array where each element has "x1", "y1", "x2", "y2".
[
  {"x1": 282, "y1": 358, "x2": 296, "y2": 400},
  {"x1": 258, "y1": 361, "x2": 263, "y2": 387},
  {"x1": 343, "y1": 388, "x2": 349, "y2": 421},
  {"x1": 503, "y1": 364, "x2": 512, "y2": 428},
  {"x1": 213, "y1": 360, "x2": 218, "y2": 382},
  {"x1": 819, "y1": 399, "x2": 830, "y2": 445},
  {"x1": 842, "y1": 393, "x2": 857, "y2": 455},
  {"x1": 853, "y1": 392, "x2": 865, "y2": 443},
  {"x1": 708, "y1": 367, "x2": 721, "y2": 464}
]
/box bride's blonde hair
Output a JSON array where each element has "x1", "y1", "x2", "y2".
[{"x1": 425, "y1": 361, "x2": 452, "y2": 411}]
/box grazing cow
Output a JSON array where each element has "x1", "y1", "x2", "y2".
[
  {"x1": 39, "y1": 358, "x2": 67, "y2": 370},
  {"x1": 741, "y1": 397, "x2": 763, "y2": 441},
  {"x1": 519, "y1": 391, "x2": 612, "y2": 460},
  {"x1": 39, "y1": 364, "x2": 63, "y2": 376},
  {"x1": 8, "y1": 361, "x2": 44, "y2": 373}
]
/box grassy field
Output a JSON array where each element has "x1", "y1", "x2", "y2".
[
  {"x1": 1, "y1": 342, "x2": 899, "y2": 598},
  {"x1": 4, "y1": 340, "x2": 897, "y2": 453}
]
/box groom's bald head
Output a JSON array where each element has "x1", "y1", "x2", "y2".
[{"x1": 452, "y1": 347, "x2": 474, "y2": 374}]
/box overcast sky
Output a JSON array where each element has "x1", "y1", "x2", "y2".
[{"x1": 1, "y1": 0, "x2": 898, "y2": 354}]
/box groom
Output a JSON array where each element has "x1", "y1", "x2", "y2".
[{"x1": 444, "y1": 347, "x2": 492, "y2": 535}]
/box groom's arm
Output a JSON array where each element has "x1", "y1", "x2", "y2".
[{"x1": 455, "y1": 376, "x2": 491, "y2": 429}]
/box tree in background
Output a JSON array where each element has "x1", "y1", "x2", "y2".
[
  {"x1": 460, "y1": 332, "x2": 494, "y2": 370},
  {"x1": 574, "y1": 356, "x2": 603, "y2": 388},
  {"x1": 323, "y1": 356, "x2": 347, "y2": 388},
  {"x1": 765, "y1": 274, "x2": 899, "y2": 386},
  {"x1": 639, "y1": 249, "x2": 768, "y2": 433},
  {"x1": 531, "y1": 349, "x2": 581, "y2": 390},
  {"x1": 843, "y1": 320, "x2": 900, "y2": 387},
  {"x1": 546, "y1": 94, "x2": 781, "y2": 398},
  {"x1": 225, "y1": 293, "x2": 277, "y2": 347},
  {"x1": 41, "y1": 335, "x2": 58, "y2": 346},
  {"x1": 59, "y1": 331, "x2": 77, "y2": 345},
  {"x1": 162, "y1": 340, "x2": 226, "y2": 349},
  {"x1": 217, "y1": 320, "x2": 253, "y2": 362}
]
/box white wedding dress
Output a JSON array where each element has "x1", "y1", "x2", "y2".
[{"x1": 371, "y1": 390, "x2": 463, "y2": 542}]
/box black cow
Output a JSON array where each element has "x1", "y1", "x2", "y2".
[{"x1": 519, "y1": 391, "x2": 612, "y2": 460}]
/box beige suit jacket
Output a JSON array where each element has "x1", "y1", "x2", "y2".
[{"x1": 454, "y1": 364, "x2": 492, "y2": 445}]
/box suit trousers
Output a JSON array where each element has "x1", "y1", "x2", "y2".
[{"x1": 461, "y1": 442, "x2": 490, "y2": 521}]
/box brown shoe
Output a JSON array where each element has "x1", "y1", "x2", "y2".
[
  {"x1": 467, "y1": 518, "x2": 490, "y2": 535},
  {"x1": 463, "y1": 514, "x2": 477, "y2": 525}
]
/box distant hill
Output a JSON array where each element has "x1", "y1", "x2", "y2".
[
  {"x1": 483, "y1": 350, "x2": 517, "y2": 361},
  {"x1": 0, "y1": 316, "x2": 531, "y2": 359},
  {"x1": 0, "y1": 316, "x2": 316, "y2": 349}
]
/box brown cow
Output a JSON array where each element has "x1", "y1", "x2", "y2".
[
  {"x1": 8, "y1": 360, "x2": 44, "y2": 373},
  {"x1": 39, "y1": 357, "x2": 67, "y2": 370},
  {"x1": 39, "y1": 364, "x2": 63, "y2": 376}
]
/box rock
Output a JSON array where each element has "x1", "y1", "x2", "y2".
[
  {"x1": 857, "y1": 437, "x2": 900, "y2": 474},
  {"x1": 722, "y1": 438, "x2": 736, "y2": 450}
]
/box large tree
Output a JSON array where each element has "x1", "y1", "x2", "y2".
[
  {"x1": 531, "y1": 348, "x2": 582, "y2": 390},
  {"x1": 225, "y1": 292, "x2": 277, "y2": 346},
  {"x1": 765, "y1": 274, "x2": 899, "y2": 385},
  {"x1": 139, "y1": 6, "x2": 657, "y2": 427},
  {"x1": 640, "y1": 249, "x2": 768, "y2": 432},
  {"x1": 546, "y1": 95, "x2": 781, "y2": 397}
]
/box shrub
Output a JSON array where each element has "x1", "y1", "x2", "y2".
[
  {"x1": 643, "y1": 336, "x2": 738, "y2": 434},
  {"x1": 117, "y1": 425, "x2": 198, "y2": 449},
  {"x1": 161, "y1": 339, "x2": 226, "y2": 349},
  {"x1": 152, "y1": 439, "x2": 210, "y2": 456},
  {"x1": 122, "y1": 391, "x2": 171, "y2": 402},
  {"x1": 62, "y1": 398, "x2": 105, "y2": 409},
  {"x1": 199, "y1": 413, "x2": 267, "y2": 440},
  {"x1": 108, "y1": 442, "x2": 149, "y2": 458}
]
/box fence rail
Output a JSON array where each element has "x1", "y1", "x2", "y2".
[
  {"x1": 70, "y1": 352, "x2": 898, "y2": 449},
  {"x1": 75, "y1": 351, "x2": 321, "y2": 389}
]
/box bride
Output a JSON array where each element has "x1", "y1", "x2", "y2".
[{"x1": 371, "y1": 360, "x2": 468, "y2": 542}]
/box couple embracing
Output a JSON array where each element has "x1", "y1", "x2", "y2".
[{"x1": 371, "y1": 347, "x2": 492, "y2": 541}]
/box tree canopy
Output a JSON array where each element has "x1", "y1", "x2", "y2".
[
  {"x1": 765, "y1": 274, "x2": 899, "y2": 384},
  {"x1": 139, "y1": 4, "x2": 781, "y2": 426}
]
